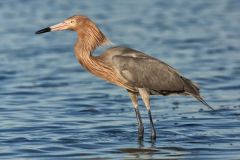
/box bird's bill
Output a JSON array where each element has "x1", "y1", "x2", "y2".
[{"x1": 35, "y1": 22, "x2": 69, "y2": 34}]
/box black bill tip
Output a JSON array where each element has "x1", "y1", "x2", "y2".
[{"x1": 35, "y1": 27, "x2": 51, "y2": 34}]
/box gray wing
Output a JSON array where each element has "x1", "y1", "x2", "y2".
[{"x1": 111, "y1": 49, "x2": 199, "y2": 95}]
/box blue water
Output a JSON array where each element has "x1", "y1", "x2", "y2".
[{"x1": 0, "y1": 0, "x2": 240, "y2": 159}]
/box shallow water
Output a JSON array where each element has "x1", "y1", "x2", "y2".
[{"x1": 0, "y1": 0, "x2": 240, "y2": 159}]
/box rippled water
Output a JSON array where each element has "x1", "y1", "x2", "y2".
[{"x1": 0, "y1": 0, "x2": 240, "y2": 159}]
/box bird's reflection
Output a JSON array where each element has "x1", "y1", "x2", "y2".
[
  {"x1": 137, "y1": 136, "x2": 156, "y2": 148},
  {"x1": 119, "y1": 137, "x2": 158, "y2": 159}
]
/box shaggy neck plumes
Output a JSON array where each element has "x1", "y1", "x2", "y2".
[
  {"x1": 73, "y1": 17, "x2": 135, "y2": 92},
  {"x1": 73, "y1": 20, "x2": 111, "y2": 77},
  {"x1": 75, "y1": 20, "x2": 110, "y2": 57}
]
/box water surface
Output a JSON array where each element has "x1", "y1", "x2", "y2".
[{"x1": 0, "y1": 0, "x2": 240, "y2": 159}]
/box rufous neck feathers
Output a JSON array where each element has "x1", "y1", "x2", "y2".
[{"x1": 75, "y1": 20, "x2": 111, "y2": 53}]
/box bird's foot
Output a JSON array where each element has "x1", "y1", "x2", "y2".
[
  {"x1": 138, "y1": 126, "x2": 144, "y2": 139},
  {"x1": 150, "y1": 129, "x2": 157, "y2": 140},
  {"x1": 150, "y1": 134, "x2": 156, "y2": 145},
  {"x1": 138, "y1": 134, "x2": 144, "y2": 140},
  {"x1": 151, "y1": 134, "x2": 156, "y2": 140}
]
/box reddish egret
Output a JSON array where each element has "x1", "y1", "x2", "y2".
[{"x1": 36, "y1": 15, "x2": 214, "y2": 140}]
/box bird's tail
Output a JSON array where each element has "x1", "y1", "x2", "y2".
[
  {"x1": 181, "y1": 77, "x2": 215, "y2": 111},
  {"x1": 195, "y1": 96, "x2": 215, "y2": 111}
]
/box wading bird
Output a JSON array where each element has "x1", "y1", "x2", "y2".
[{"x1": 36, "y1": 15, "x2": 214, "y2": 140}]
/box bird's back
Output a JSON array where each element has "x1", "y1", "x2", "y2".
[{"x1": 99, "y1": 46, "x2": 200, "y2": 97}]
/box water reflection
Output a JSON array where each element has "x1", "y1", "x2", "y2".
[{"x1": 119, "y1": 139, "x2": 188, "y2": 160}]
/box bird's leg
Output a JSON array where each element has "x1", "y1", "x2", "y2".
[
  {"x1": 128, "y1": 92, "x2": 144, "y2": 139},
  {"x1": 135, "y1": 108, "x2": 144, "y2": 139},
  {"x1": 138, "y1": 88, "x2": 157, "y2": 140},
  {"x1": 148, "y1": 109, "x2": 156, "y2": 140}
]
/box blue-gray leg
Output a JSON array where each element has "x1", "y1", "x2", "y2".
[
  {"x1": 148, "y1": 110, "x2": 156, "y2": 139},
  {"x1": 138, "y1": 88, "x2": 157, "y2": 140},
  {"x1": 134, "y1": 107, "x2": 144, "y2": 139},
  {"x1": 128, "y1": 92, "x2": 144, "y2": 139}
]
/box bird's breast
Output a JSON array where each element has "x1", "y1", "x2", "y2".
[{"x1": 78, "y1": 58, "x2": 136, "y2": 92}]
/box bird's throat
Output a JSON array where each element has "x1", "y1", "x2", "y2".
[{"x1": 74, "y1": 38, "x2": 111, "y2": 78}]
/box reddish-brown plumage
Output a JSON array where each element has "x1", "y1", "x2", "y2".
[
  {"x1": 36, "y1": 15, "x2": 214, "y2": 140},
  {"x1": 36, "y1": 15, "x2": 135, "y2": 91},
  {"x1": 69, "y1": 16, "x2": 136, "y2": 92}
]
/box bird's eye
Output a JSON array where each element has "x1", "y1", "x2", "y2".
[{"x1": 71, "y1": 20, "x2": 74, "y2": 23}]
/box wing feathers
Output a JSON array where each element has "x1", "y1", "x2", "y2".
[{"x1": 113, "y1": 54, "x2": 200, "y2": 96}]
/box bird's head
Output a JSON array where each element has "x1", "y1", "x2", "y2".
[
  {"x1": 36, "y1": 15, "x2": 93, "y2": 34},
  {"x1": 36, "y1": 15, "x2": 111, "y2": 50}
]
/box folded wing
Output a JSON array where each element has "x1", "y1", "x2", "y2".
[{"x1": 112, "y1": 51, "x2": 199, "y2": 96}]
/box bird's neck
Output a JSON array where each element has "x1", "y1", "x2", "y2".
[
  {"x1": 74, "y1": 36, "x2": 111, "y2": 78},
  {"x1": 74, "y1": 35, "x2": 134, "y2": 91},
  {"x1": 74, "y1": 28, "x2": 110, "y2": 57},
  {"x1": 74, "y1": 37, "x2": 92, "y2": 62}
]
